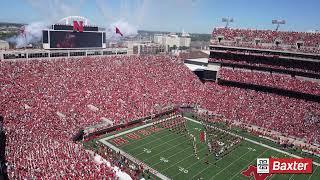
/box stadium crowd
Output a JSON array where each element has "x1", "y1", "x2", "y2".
[
  {"x1": 203, "y1": 82, "x2": 320, "y2": 146},
  {"x1": 212, "y1": 28, "x2": 320, "y2": 46},
  {"x1": 211, "y1": 28, "x2": 320, "y2": 53},
  {"x1": 1, "y1": 54, "x2": 320, "y2": 178},
  {"x1": 0, "y1": 56, "x2": 203, "y2": 179},
  {"x1": 218, "y1": 67, "x2": 320, "y2": 96}
]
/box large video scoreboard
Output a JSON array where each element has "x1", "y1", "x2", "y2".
[{"x1": 42, "y1": 21, "x2": 106, "y2": 49}]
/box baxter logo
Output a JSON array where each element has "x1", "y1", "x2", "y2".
[
  {"x1": 257, "y1": 158, "x2": 313, "y2": 174},
  {"x1": 257, "y1": 158, "x2": 270, "y2": 173}
]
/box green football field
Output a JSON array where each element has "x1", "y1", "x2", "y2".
[{"x1": 98, "y1": 117, "x2": 320, "y2": 180}]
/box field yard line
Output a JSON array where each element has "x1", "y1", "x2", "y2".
[
  {"x1": 151, "y1": 146, "x2": 193, "y2": 167},
  {"x1": 307, "y1": 166, "x2": 318, "y2": 180},
  {"x1": 190, "y1": 145, "x2": 241, "y2": 179},
  {"x1": 120, "y1": 129, "x2": 169, "y2": 148},
  {"x1": 229, "y1": 149, "x2": 269, "y2": 180},
  {"x1": 190, "y1": 148, "x2": 250, "y2": 179},
  {"x1": 184, "y1": 117, "x2": 320, "y2": 167},
  {"x1": 209, "y1": 149, "x2": 252, "y2": 180},
  {"x1": 288, "y1": 174, "x2": 295, "y2": 180},
  {"x1": 122, "y1": 129, "x2": 175, "y2": 151},
  {"x1": 134, "y1": 136, "x2": 187, "y2": 159},
  {"x1": 98, "y1": 140, "x2": 171, "y2": 180},
  {"x1": 161, "y1": 145, "x2": 208, "y2": 173},
  {"x1": 171, "y1": 146, "x2": 212, "y2": 178}
]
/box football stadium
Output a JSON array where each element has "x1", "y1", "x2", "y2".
[{"x1": 1, "y1": 1, "x2": 320, "y2": 180}]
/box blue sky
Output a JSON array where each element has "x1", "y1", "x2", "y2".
[{"x1": 1, "y1": 0, "x2": 320, "y2": 33}]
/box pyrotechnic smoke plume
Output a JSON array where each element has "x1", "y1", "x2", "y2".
[{"x1": 7, "y1": 22, "x2": 47, "y2": 48}]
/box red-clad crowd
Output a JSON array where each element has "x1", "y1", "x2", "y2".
[
  {"x1": 218, "y1": 67, "x2": 320, "y2": 96},
  {"x1": 202, "y1": 82, "x2": 320, "y2": 146},
  {"x1": 212, "y1": 28, "x2": 320, "y2": 46},
  {"x1": 211, "y1": 28, "x2": 320, "y2": 53},
  {"x1": 0, "y1": 56, "x2": 203, "y2": 179},
  {"x1": 1, "y1": 55, "x2": 320, "y2": 178}
]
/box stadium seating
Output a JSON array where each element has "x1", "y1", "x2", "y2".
[
  {"x1": 0, "y1": 56, "x2": 203, "y2": 178},
  {"x1": 212, "y1": 28, "x2": 320, "y2": 53},
  {"x1": 202, "y1": 82, "x2": 320, "y2": 146},
  {"x1": 1, "y1": 55, "x2": 319, "y2": 178},
  {"x1": 218, "y1": 67, "x2": 320, "y2": 96}
]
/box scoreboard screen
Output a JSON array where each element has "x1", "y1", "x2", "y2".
[{"x1": 49, "y1": 31, "x2": 103, "y2": 49}]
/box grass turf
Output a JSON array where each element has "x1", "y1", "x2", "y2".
[{"x1": 102, "y1": 118, "x2": 320, "y2": 180}]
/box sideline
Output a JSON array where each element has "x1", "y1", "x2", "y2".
[
  {"x1": 99, "y1": 140, "x2": 171, "y2": 180},
  {"x1": 102, "y1": 115, "x2": 180, "y2": 141},
  {"x1": 99, "y1": 116, "x2": 181, "y2": 180}
]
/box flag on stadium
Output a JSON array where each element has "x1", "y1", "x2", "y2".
[{"x1": 115, "y1": 27, "x2": 123, "y2": 37}]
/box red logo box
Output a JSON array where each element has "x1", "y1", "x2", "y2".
[{"x1": 269, "y1": 158, "x2": 313, "y2": 174}]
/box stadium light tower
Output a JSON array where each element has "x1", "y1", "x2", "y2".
[
  {"x1": 222, "y1": 17, "x2": 234, "y2": 28},
  {"x1": 272, "y1": 20, "x2": 286, "y2": 31}
]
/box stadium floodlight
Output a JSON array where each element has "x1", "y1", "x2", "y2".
[
  {"x1": 272, "y1": 19, "x2": 286, "y2": 31},
  {"x1": 222, "y1": 17, "x2": 234, "y2": 28}
]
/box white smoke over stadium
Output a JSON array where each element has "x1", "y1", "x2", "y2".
[
  {"x1": 105, "y1": 20, "x2": 138, "y2": 40},
  {"x1": 96, "y1": 0, "x2": 142, "y2": 40},
  {"x1": 7, "y1": 0, "x2": 200, "y2": 47},
  {"x1": 8, "y1": 0, "x2": 85, "y2": 48},
  {"x1": 7, "y1": 22, "x2": 47, "y2": 48},
  {"x1": 8, "y1": 0, "x2": 141, "y2": 47}
]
